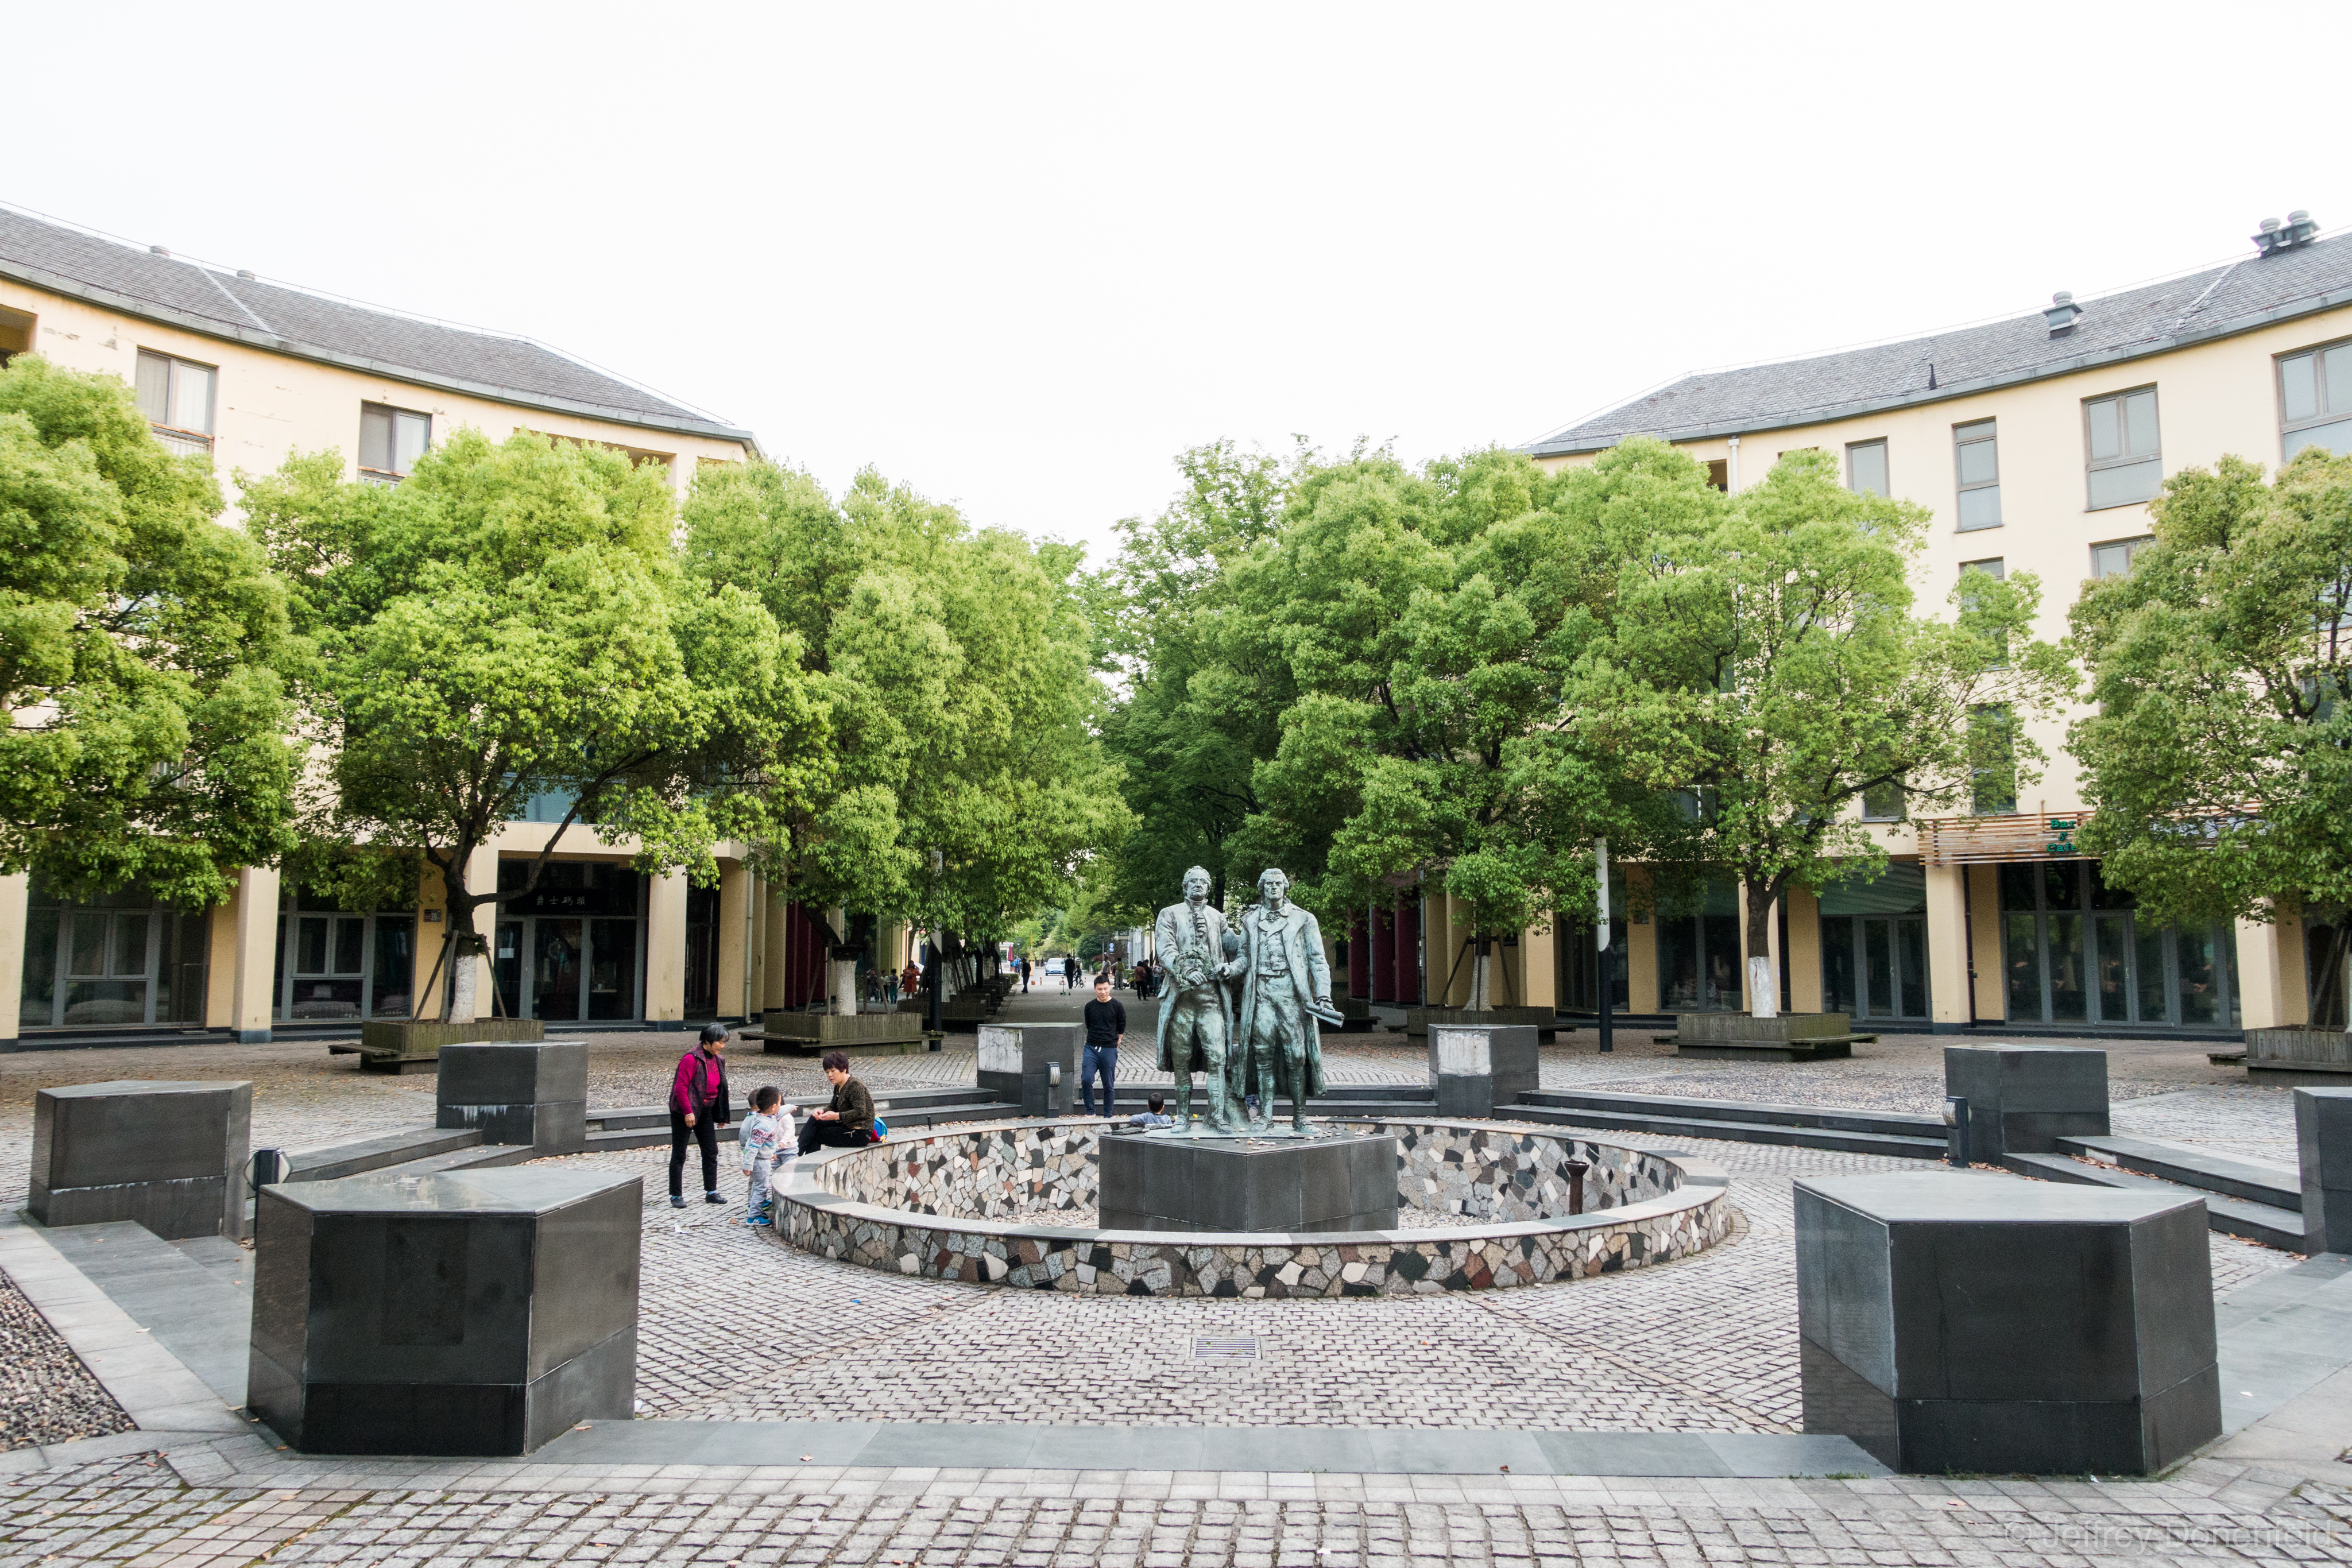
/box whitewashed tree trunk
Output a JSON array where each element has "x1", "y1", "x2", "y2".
[
  {"x1": 1468, "y1": 943, "x2": 1492, "y2": 1012},
  {"x1": 1748, "y1": 955, "x2": 1777, "y2": 1020}
]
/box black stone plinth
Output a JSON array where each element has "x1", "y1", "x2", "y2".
[
  {"x1": 1796, "y1": 1171, "x2": 2219, "y2": 1474},
  {"x1": 978, "y1": 1024, "x2": 1081, "y2": 1115},
  {"x1": 1943, "y1": 1044, "x2": 2109, "y2": 1157},
  {"x1": 2297, "y1": 1087, "x2": 2352, "y2": 1255},
  {"x1": 1428, "y1": 1024, "x2": 1538, "y2": 1118},
  {"x1": 1101, "y1": 1133, "x2": 1399, "y2": 1233},
  {"x1": 435, "y1": 1040, "x2": 588, "y2": 1152},
  {"x1": 249, "y1": 1168, "x2": 640, "y2": 1456},
  {"x1": 30, "y1": 1079, "x2": 252, "y2": 1240}
]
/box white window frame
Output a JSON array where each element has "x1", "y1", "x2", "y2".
[
  {"x1": 1953, "y1": 419, "x2": 2000, "y2": 531},
  {"x1": 2090, "y1": 536, "x2": 2154, "y2": 579},
  {"x1": 2277, "y1": 337, "x2": 2352, "y2": 460},
  {"x1": 1846, "y1": 439, "x2": 1889, "y2": 497},
  {"x1": 358, "y1": 402, "x2": 432, "y2": 482},
  {"x1": 2083, "y1": 386, "x2": 2162, "y2": 511},
  {"x1": 134, "y1": 349, "x2": 216, "y2": 452}
]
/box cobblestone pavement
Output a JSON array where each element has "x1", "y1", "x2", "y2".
[
  {"x1": 0, "y1": 1452, "x2": 2348, "y2": 1566},
  {"x1": 0, "y1": 1276, "x2": 129, "y2": 1453}
]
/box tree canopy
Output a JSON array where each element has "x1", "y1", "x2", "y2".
[
  {"x1": 1576, "y1": 442, "x2": 2070, "y2": 1013},
  {"x1": 683, "y1": 460, "x2": 1129, "y2": 946},
  {"x1": 244, "y1": 429, "x2": 812, "y2": 1017},
  {"x1": 0, "y1": 355, "x2": 296, "y2": 905},
  {"x1": 2072, "y1": 448, "x2": 2352, "y2": 1022}
]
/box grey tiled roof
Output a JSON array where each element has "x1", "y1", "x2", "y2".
[
  {"x1": 0, "y1": 205, "x2": 752, "y2": 443},
  {"x1": 1527, "y1": 231, "x2": 2352, "y2": 456}
]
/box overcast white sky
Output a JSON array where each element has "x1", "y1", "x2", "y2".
[{"x1": 11, "y1": 1, "x2": 2347, "y2": 567}]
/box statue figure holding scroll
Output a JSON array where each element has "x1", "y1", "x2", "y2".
[
  {"x1": 1154, "y1": 865, "x2": 1244, "y2": 1132},
  {"x1": 1230, "y1": 867, "x2": 1339, "y2": 1135}
]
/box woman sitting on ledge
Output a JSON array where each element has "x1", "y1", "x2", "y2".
[{"x1": 799, "y1": 1050, "x2": 876, "y2": 1153}]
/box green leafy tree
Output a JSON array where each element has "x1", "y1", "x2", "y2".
[
  {"x1": 683, "y1": 461, "x2": 1129, "y2": 959},
  {"x1": 2072, "y1": 449, "x2": 2352, "y2": 1025},
  {"x1": 1234, "y1": 446, "x2": 1655, "y2": 1007},
  {"x1": 243, "y1": 430, "x2": 814, "y2": 1020},
  {"x1": 1579, "y1": 442, "x2": 2071, "y2": 1017},
  {"x1": 1090, "y1": 440, "x2": 1306, "y2": 917},
  {"x1": 0, "y1": 355, "x2": 296, "y2": 904}
]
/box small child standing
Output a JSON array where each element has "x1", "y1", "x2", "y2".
[{"x1": 738, "y1": 1087, "x2": 790, "y2": 1226}]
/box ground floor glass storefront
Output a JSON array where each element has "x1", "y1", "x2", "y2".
[
  {"x1": 2001, "y1": 862, "x2": 2238, "y2": 1028},
  {"x1": 273, "y1": 889, "x2": 415, "y2": 1023},
  {"x1": 1658, "y1": 877, "x2": 1743, "y2": 1012},
  {"x1": 1820, "y1": 864, "x2": 1930, "y2": 1022},
  {"x1": 20, "y1": 880, "x2": 208, "y2": 1029},
  {"x1": 492, "y1": 861, "x2": 646, "y2": 1022}
]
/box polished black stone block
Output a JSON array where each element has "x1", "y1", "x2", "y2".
[
  {"x1": 2297, "y1": 1087, "x2": 2352, "y2": 1255},
  {"x1": 29, "y1": 1079, "x2": 252, "y2": 1240},
  {"x1": 1943, "y1": 1044, "x2": 2109, "y2": 1156},
  {"x1": 1101, "y1": 1133, "x2": 1398, "y2": 1233},
  {"x1": 435, "y1": 1041, "x2": 588, "y2": 1152},
  {"x1": 977, "y1": 1024, "x2": 1081, "y2": 1114},
  {"x1": 1796, "y1": 1171, "x2": 2218, "y2": 1474},
  {"x1": 1428, "y1": 1024, "x2": 1539, "y2": 1118},
  {"x1": 249, "y1": 1168, "x2": 640, "y2": 1455}
]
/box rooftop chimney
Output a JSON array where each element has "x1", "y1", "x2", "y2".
[
  {"x1": 2044, "y1": 291, "x2": 2084, "y2": 335},
  {"x1": 148, "y1": 245, "x2": 169, "y2": 257},
  {"x1": 2253, "y1": 210, "x2": 2319, "y2": 258},
  {"x1": 236, "y1": 269, "x2": 255, "y2": 280}
]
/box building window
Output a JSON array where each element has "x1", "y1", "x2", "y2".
[
  {"x1": 2084, "y1": 387, "x2": 2161, "y2": 510},
  {"x1": 358, "y1": 403, "x2": 431, "y2": 482},
  {"x1": 2278, "y1": 340, "x2": 2352, "y2": 460},
  {"x1": 0, "y1": 305, "x2": 32, "y2": 367},
  {"x1": 1953, "y1": 419, "x2": 1999, "y2": 531},
  {"x1": 1959, "y1": 557, "x2": 2005, "y2": 581},
  {"x1": 1999, "y1": 862, "x2": 2237, "y2": 1029},
  {"x1": 274, "y1": 891, "x2": 416, "y2": 1023},
  {"x1": 1861, "y1": 780, "x2": 1906, "y2": 822},
  {"x1": 1846, "y1": 439, "x2": 1889, "y2": 497},
  {"x1": 19, "y1": 878, "x2": 209, "y2": 1029},
  {"x1": 1704, "y1": 459, "x2": 1729, "y2": 491},
  {"x1": 2090, "y1": 536, "x2": 2154, "y2": 579},
  {"x1": 133, "y1": 349, "x2": 216, "y2": 458},
  {"x1": 1820, "y1": 863, "x2": 1929, "y2": 1020}
]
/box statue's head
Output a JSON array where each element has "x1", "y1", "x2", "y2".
[
  {"x1": 1182, "y1": 865, "x2": 1212, "y2": 899},
  {"x1": 1258, "y1": 867, "x2": 1290, "y2": 904}
]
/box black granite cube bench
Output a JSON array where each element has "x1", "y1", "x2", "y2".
[
  {"x1": 30, "y1": 1080, "x2": 252, "y2": 1240},
  {"x1": 2299, "y1": 1087, "x2": 2352, "y2": 1255},
  {"x1": 1943, "y1": 1044, "x2": 2109, "y2": 1157},
  {"x1": 248, "y1": 1168, "x2": 640, "y2": 1455},
  {"x1": 977, "y1": 1024, "x2": 1081, "y2": 1116},
  {"x1": 1428, "y1": 1024, "x2": 1538, "y2": 1118},
  {"x1": 1796, "y1": 1171, "x2": 2219, "y2": 1474},
  {"x1": 1101, "y1": 1133, "x2": 1398, "y2": 1233},
  {"x1": 435, "y1": 1040, "x2": 588, "y2": 1153}
]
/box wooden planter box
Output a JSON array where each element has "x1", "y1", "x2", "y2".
[
  {"x1": 761, "y1": 1011, "x2": 929, "y2": 1056},
  {"x1": 1403, "y1": 1005, "x2": 1556, "y2": 1040},
  {"x1": 1672, "y1": 1012, "x2": 1856, "y2": 1062},
  {"x1": 2245, "y1": 1027, "x2": 2352, "y2": 1085},
  {"x1": 354, "y1": 1018, "x2": 544, "y2": 1074}
]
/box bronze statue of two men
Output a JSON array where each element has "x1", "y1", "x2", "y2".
[{"x1": 1154, "y1": 865, "x2": 1338, "y2": 1135}]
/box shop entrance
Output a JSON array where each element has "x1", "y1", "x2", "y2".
[
  {"x1": 1820, "y1": 864, "x2": 1930, "y2": 1021},
  {"x1": 489, "y1": 861, "x2": 646, "y2": 1023}
]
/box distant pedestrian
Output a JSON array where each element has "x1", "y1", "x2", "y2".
[
  {"x1": 1081, "y1": 977, "x2": 1126, "y2": 1117},
  {"x1": 799, "y1": 1051, "x2": 877, "y2": 1153},
  {"x1": 669, "y1": 1023, "x2": 733, "y2": 1209},
  {"x1": 1020, "y1": 957, "x2": 1031, "y2": 992},
  {"x1": 1063, "y1": 956, "x2": 1079, "y2": 992},
  {"x1": 902, "y1": 959, "x2": 921, "y2": 1000}
]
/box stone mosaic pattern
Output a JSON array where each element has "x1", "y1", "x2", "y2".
[{"x1": 778, "y1": 1119, "x2": 1728, "y2": 1297}]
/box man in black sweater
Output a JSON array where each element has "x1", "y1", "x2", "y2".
[{"x1": 1081, "y1": 977, "x2": 1126, "y2": 1117}]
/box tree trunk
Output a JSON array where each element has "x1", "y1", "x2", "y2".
[
  {"x1": 1745, "y1": 876, "x2": 1778, "y2": 1020},
  {"x1": 1468, "y1": 938, "x2": 1492, "y2": 1012},
  {"x1": 827, "y1": 904, "x2": 856, "y2": 1017},
  {"x1": 2315, "y1": 919, "x2": 2351, "y2": 1031}
]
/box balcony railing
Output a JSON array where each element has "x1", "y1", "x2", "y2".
[
  {"x1": 149, "y1": 424, "x2": 212, "y2": 462},
  {"x1": 1916, "y1": 811, "x2": 2091, "y2": 867}
]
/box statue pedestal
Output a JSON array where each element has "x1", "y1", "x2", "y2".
[{"x1": 1100, "y1": 1132, "x2": 1398, "y2": 1233}]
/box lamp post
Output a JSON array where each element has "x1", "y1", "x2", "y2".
[
  {"x1": 1595, "y1": 837, "x2": 1613, "y2": 1055},
  {"x1": 924, "y1": 849, "x2": 945, "y2": 1039}
]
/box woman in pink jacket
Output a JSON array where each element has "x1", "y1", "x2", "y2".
[{"x1": 668, "y1": 1023, "x2": 733, "y2": 1209}]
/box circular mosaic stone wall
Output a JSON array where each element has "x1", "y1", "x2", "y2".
[{"x1": 774, "y1": 1117, "x2": 1732, "y2": 1298}]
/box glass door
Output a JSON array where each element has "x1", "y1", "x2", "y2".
[
  {"x1": 62, "y1": 909, "x2": 153, "y2": 1026},
  {"x1": 532, "y1": 919, "x2": 583, "y2": 1020}
]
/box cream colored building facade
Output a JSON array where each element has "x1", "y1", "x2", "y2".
[
  {"x1": 1347, "y1": 216, "x2": 2352, "y2": 1036},
  {"x1": 0, "y1": 204, "x2": 911, "y2": 1046}
]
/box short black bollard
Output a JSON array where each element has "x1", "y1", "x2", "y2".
[
  {"x1": 1566, "y1": 1158, "x2": 1589, "y2": 1215},
  {"x1": 1944, "y1": 1096, "x2": 1970, "y2": 1167},
  {"x1": 252, "y1": 1148, "x2": 289, "y2": 1191}
]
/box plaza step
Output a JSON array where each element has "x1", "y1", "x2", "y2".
[
  {"x1": 2001, "y1": 1150, "x2": 2306, "y2": 1252},
  {"x1": 280, "y1": 1126, "x2": 486, "y2": 1182},
  {"x1": 2053, "y1": 1133, "x2": 2302, "y2": 1211},
  {"x1": 1506, "y1": 1089, "x2": 1949, "y2": 1159}
]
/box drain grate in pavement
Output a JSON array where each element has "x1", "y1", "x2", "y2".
[{"x1": 1191, "y1": 1335, "x2": 1259, "y2": 1363}]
